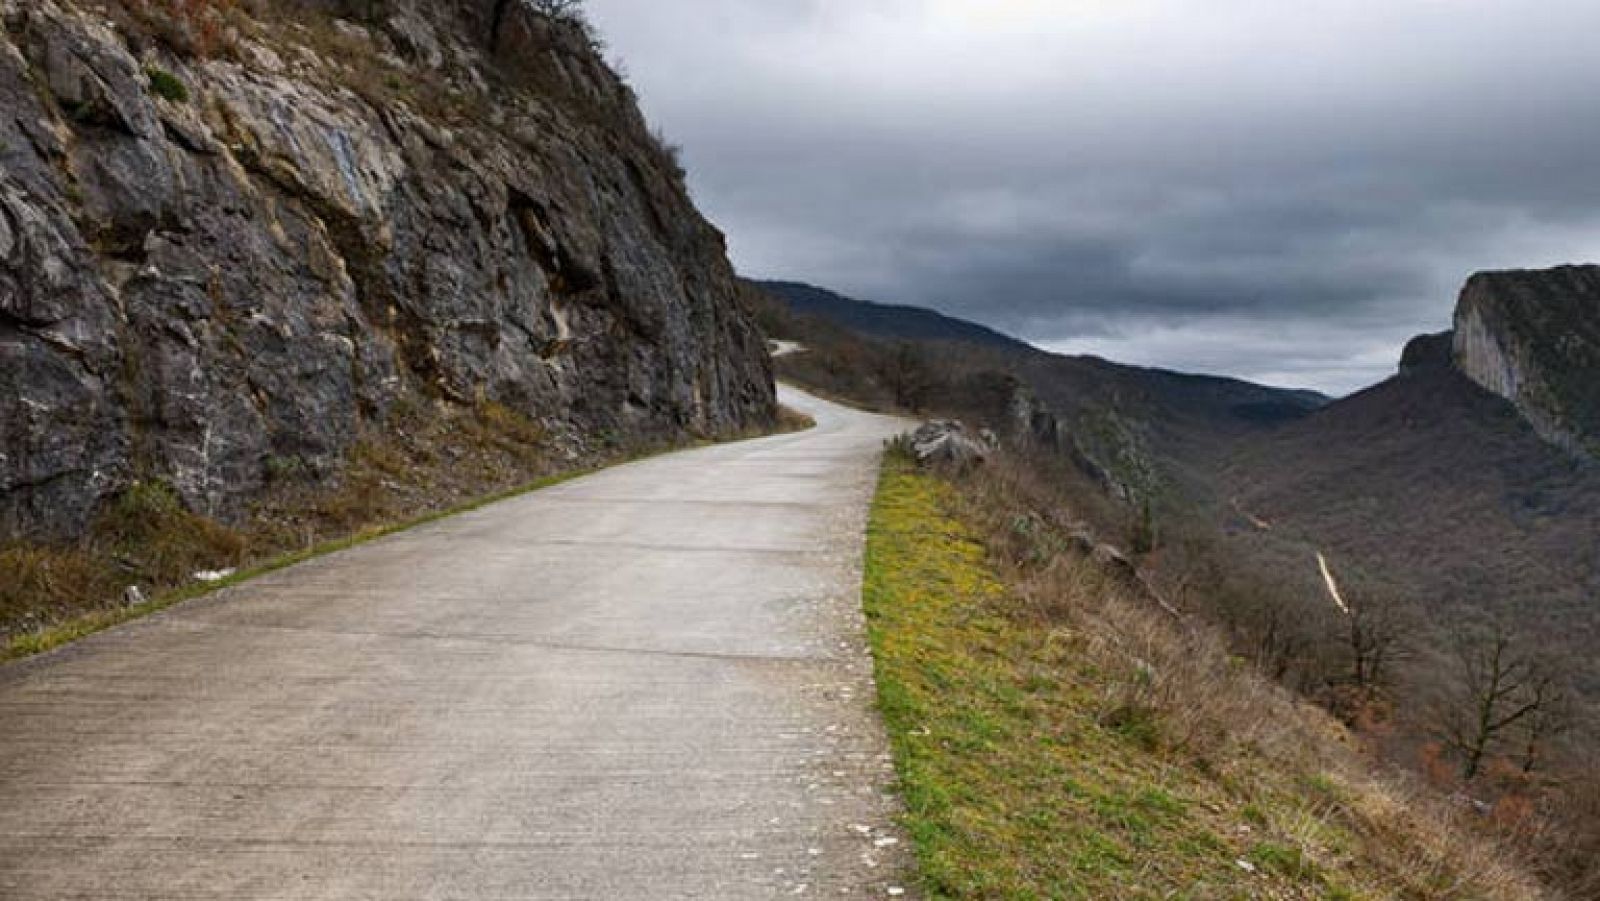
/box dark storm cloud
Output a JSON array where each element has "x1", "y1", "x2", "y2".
[{"x1": 584, "y1": 0, "x2": 1600, "y2": 394}]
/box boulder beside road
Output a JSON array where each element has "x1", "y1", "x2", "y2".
[{"x1": 909, "y1": 420, "x2": 993, "y2": 470}]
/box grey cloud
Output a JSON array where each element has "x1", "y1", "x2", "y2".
[{"x1": 586, "y1": 0, "x2": 1600, "y2": 395}]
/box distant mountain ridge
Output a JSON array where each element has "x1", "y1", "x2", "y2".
[
  {"x1": 755, "y1": 280, "x2": 1033, "y2": 352},
  {"x1": 747, "y1": 277, "x2": 1328, "y2": 506},
  {"x1": 753, "y1": 278, "x2": 1327, "y2": 404}
]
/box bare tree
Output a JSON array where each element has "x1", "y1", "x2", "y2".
[
  {"x1": 1209, "y1": 578, "x2": 1321, "y2": 687},
  {"x1": 880, "y1": 342, "x2": 934, "y2": 414},
  {"x1": 1254, "y1": 596, "x2": 1318, "y2": 685},
  {"x1": 1149, "y1": 531, "x2": 1222, "y2": 615},
  {"x1": 1516, "y1": 670, "x2": 1571, "y2": 775},
  {"x1": 1339, "y1": 587, "x2": 1409, "y2": 694},
  {"x1": 1434, "y1": 624, "x2": 1564, "y2": 782}
]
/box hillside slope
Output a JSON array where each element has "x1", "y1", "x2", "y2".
[
  {"x1": 750, "y1": 279, "x2": 1326, "y2": 504},
  {"x1": 1221, "y1": 266, "x2": 1600, "y2": 702},
  {"x1": 0, "y1": 0, "x2": 774, "y2": 542},
  {"x1": 1226, "y1": 355, "x2": 1600, "y2": 690}
]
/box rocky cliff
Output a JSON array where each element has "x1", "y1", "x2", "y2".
[
  {"x1": 1398, "y1": 330, "x2": 1451, "y2": 375},
  {"x1": 1452, "y1": 265, "x2": 1600, "y2": 457},
  {"x1": 0, "y1": 0, "x2": 775, "y2": 540}
]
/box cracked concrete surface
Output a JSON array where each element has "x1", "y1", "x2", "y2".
[{"x1": 0, "y1": 385, "x2": 916, "y2": 900}]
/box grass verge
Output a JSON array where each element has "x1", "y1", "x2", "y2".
[{"x1": 863, "y1": 450, "x2": 1539, "y2": 899}]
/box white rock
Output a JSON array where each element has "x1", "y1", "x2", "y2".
[{"x1": 908, "y1": 420, "x2": 990, "y2": 469}]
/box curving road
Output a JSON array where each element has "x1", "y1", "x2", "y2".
[{"x1": 0, "y1": 386, "x2": 914, "y2": 900}]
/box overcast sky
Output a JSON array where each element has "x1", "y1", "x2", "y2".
[{"x1": 584, "y1": 0, "x2": 1600, "y2": 395}]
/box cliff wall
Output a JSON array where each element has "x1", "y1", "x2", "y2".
[
  {"x1": 1453, "y1": 266, "x2": 1600, "y2": 457},
  {"x1": 0, "y1": 0, "x2": 774, "y2": 539}
]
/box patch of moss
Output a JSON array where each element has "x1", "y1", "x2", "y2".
[{"x1": 145, "y1": 67, "x2": 189, "y2": 103}]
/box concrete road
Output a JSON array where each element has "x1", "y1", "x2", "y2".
[{"x1": 0, "y1": 386, "x2": 915, "y2": 900}]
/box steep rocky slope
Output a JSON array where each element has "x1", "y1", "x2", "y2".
[
  {"x1": 0, "y1": 0, "x2": 774, "y2": 541},
  {"x1": 1454, "y1": 266, "x2": 1600, "y2": 457}
]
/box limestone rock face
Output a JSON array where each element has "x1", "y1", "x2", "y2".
[
  {"x1": 0, "y1": 0, "x2": 774, "y2": 537},
  {"x1": 1452, "y1": 266, "x2": 1600, "y2": 457}
]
